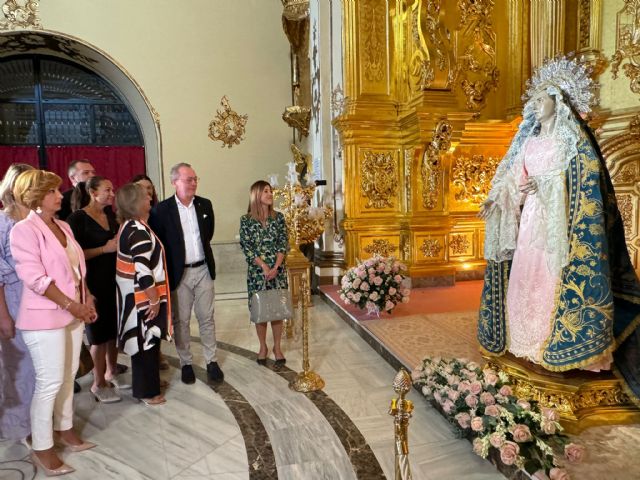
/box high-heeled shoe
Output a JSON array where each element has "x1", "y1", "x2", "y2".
[
  {"x1": 30, "y1": 452, "x2": 75, "y2": 477},
  {"x1": 256, "y1": 349, "x2": 268, "y2": 366},
  {"x1": 54, "y1": 433, "x2": 96, "y2": 452}
]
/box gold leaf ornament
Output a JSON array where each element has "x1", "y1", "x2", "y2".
[{"x1": 208, "y1": 96, "x2": 248, "y2": 148}]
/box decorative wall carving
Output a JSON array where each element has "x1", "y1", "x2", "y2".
[
  {"x1": 360, "y1": 0, "x2": 386, "y2": 83},
  {"x1": 0, "y1": 0, "x2": 41, "y2": 30},
  {"x1": 408, "y1": 0, "x2": 455, "y2": 91},
  {"x1": 449, "y1": 234, "x2": 471, "y2": 255},
  {"x1": 330, "y1": 84, "x2": 347, "y2": 117},
  {"x1": 455, "y1": 0, "x2": 499, "y2": 111},
  {"x1": 611, "y1": 0, "x2": 640, "y2": 94},
  {"x1": 282, "y1": 106, "x2": 311, "y2": 138},
  {"x1": 361, "y1": 151, "x2": 398, "y2": 209},
  {"x1": 404, "y1": 148, "x2": 413, "y2": 211},
  {"x1": 617, "y1": 194, "x2": 634, "y2": 239},
  {"x1": 364, "y1": 239, "x2": 398, "y2": 257},
  {"x1": 281, "y1": 0, "x2": 309, "y2": 21},
  {"x1": 208, "y1": 96, "x2": 248, "y2": 148},
  {"x1": 613, "y1": 162, "x2": 640, "y2": 184},
  {"x1": 452, "y1": 154, "x2": 500, "y2": 204},
  {"x1": 578, "y1": 0, "x2": 591, "y2": 50},
  {"x1": 420, "y1": 238, "x2": 443, "y2": 258},
  {"x1": 421, "y1": 121, "x2": 453, "y2": 209}
]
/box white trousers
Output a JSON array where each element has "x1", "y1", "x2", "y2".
[
  {"x1": 172, "y1": 264, "x2": 217, "y2": 366},
  {"x1": 21, "y1": 320, "x2": 84, "y2": 451}
]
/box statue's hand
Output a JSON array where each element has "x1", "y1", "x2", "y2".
[
  {"x1": 478, "y1": 199, "x2": 495, "y2": 220},
  {"x1": 520, "y1": 177, "x2": 538, "y2": 195}
]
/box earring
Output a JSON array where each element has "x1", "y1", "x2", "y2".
[{"x1": 35, "y1": 206, "x2": 42, "y2": 214}]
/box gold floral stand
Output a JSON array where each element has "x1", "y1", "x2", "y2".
[{"x1": 485, "y1": 353, "x2": 640, "y2": 434}]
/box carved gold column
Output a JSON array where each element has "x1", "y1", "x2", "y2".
[
  {"x1": 506, "y1": 0, "x2": 530, "y2": 117},
  {"x1": 530, "y1": 0, "x2": 565, "y2": 68}
]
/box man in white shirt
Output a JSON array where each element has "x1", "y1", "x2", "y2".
[{"x1": 149, "y1": 163, "x2": 223, "y2": 384}]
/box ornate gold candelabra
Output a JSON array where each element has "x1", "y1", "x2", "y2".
[
  {"x1": 271, "y1": 159, "x2": 332, "y2": 337},
  {"x1": 389, "y1": 369, "x2": 414, "y2": 480},
  {"x1": 289, "y1": 273, "x2": 325, "y2": 392}
]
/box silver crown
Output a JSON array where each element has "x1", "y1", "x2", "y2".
[{"x1": 523, "y1": 55, "x2": 597, "y2": 115}]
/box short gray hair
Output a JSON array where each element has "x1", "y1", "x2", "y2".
[
  {"x1": 170, "y1": 162, "x2": 193, "y2": 182},
  {"x1": 116, "y1": 183, "x2": 146, "y2": 223}
]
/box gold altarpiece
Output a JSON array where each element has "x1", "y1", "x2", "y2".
[{"x1": 333, "y1": 0, "x2": 640, "y2": 284}]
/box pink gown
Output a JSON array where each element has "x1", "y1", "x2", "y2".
[{"x1": 506, "y1": 136, "x2": 560, "y2": 362}]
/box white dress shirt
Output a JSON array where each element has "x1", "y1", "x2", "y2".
[{"x1": 175, "y1": 195, "x2": 205, "y2": 264}]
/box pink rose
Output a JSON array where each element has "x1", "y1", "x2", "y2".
[
  {"x1": 360, "y1": 282, "x2": 370, "y2": 291},
  {"x1": 511, "y1": 424, "x2": 532, "y2": 443},
  {"x1": 465, "y1": 394, "x2": 478, "y2": 408},
  {"x1": 433, "y1": 391, "x2": 442, "y2": 404},
  {"x1": 541, "y1": 420, "x2": 557, "y2": 435},
  {"x1": 499, "y1": 441, "x2": 520, "y2": 466},
  {"x1": 489, "y1": 432, "x2": 505, "y2": 448},
  {"x1": 499, "y1": 385, "x2": 513, "y2": 396},
  {"x1": 483, "y1": 371, "x2": 499, "y2": 386},
  {"x1": 459, "y1": 381, "x2": 471, "y2": 392},
  {"x1": 516, "y1": 399, "x2": 531, "y2": 410},
  {"x1": 447, "y1": 389, "x2": 460, "y2": 402},
  {"x1": 470, "y1": 416, "x2": 484, "y2": 432},
  {"x1": 469, "y1": 381, "x2": 483, "y2": 395},
  {"x1": 542, "y1": 407, "x2": 560, "y2": 422},
  {"x1": 484, "y1": 404, "x2": 500, "y2": 417},
  {"x1": 480, "y1": 392, "x2": 495, "y2": 405},
  {"x1": 549, "y1": 468, "x2": 570, "y2": 480},
  {"x1": 352, "y1": 278, "x2": 362, "y2": 288},
  {"x1": 411, "y1": 369, "x2": 422, "y2": 381},
  {"x1": 401, "y1": 296, "x2": 410, "y2": 303},
  {"x1": 394, "y1": 274, "x2": 402, "y2": 282},
  {"x1": 389, "y1": 287, "x2": 397, "y2": 295},
  {"x1": 564, "y1": 443, "x2": 585, "y2": 464},
  {"x1": 442, "y1": 400, "x2": 454, "y2": 413},
  {"x1": 455, "y1": 412, "x2": 471, "y2": 428},
  {"x1": 385, "y1": 300, "x2": 395, "y2": 311},
  {"x1": 472, "y1": 438, "x2": 484, "y2": 456}
]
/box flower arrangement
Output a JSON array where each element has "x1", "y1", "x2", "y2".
[
  {"x1": 339, "y1": 255, "x2": 410, "y2": 315},
  {"x1": 412, "y1": 357, "x2": 585, "y2": 479}
]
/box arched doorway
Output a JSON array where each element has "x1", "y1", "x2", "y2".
[{"x1": 0, "y1": 30, "x2": 163, "y2": 195}]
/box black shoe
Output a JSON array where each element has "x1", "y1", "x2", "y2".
[
  {"x1": 256, "y1": 358, "x2": 267, "y2": 366},
  {"x1": 74, "y1": 381, "x2": 81, "y2": 393},
  {"x1": 274, "y1": 358, "x2": 286, "y2": 366},
  {"x1": 181, "y1": 365, "x2": 196, "y2": 384},
  {"x1": 206, "y1": 362, "x2": 224, "y2": 382},
  {"x1": 116, "y1": 363, "x2": 129, "y2": 375}
]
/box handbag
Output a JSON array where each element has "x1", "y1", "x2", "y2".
[{"x1": 249, "y1": 275, "x2": 293, "y2": 324}]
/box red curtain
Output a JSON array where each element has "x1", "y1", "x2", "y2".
[
  {"x1": 0, "y1": 146, "x2": 40, "y2": 176},
  {"x1": 45, "y1": 146, "x2": 146, "y2": 190}
]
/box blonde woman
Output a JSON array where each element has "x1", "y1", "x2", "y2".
[
  {"x1": 239, "y1": 180, "x2": 289, "y2": 365},
  {"x1": 11, "y1": 170, "x2": 97, "y2": 476},
  {"x1": 0, "y1": 163, "x2": 35, "y2": 444}
]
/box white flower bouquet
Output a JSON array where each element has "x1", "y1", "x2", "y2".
[{"x1": 339, "y1": 255, "x2": 410, "y2": 315}]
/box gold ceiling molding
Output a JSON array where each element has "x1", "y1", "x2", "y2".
[
  {"x1": 420, "y1": 238, "x2": 443, "y2": 258},
  {"x1": 0, "y1": 0, "x2": 41, "y2": 30},
  {"x1": 207, "y1": 96, "x2": 248, "y2": 149},
  {"x1": 455, "y1": 0, "x2": 499, "y2": 112},
  {"x1": 364, "y1": 239, "x2": 398, "y2": 257},
  {"x1": 611, "y1": 0, "x2": 640, "y2": 95},
  {"x1": 360, "y1": 0, "x2": 386, "y2": 83},
  {"x1": 361, "y1": 151, "x2": 398, "y2": 209},
  {"x1": 408, "y1": 0, "x2": 455, "y2": 91},
  {"x1": 421, "y1": 120, "x2": 453, "y2": 210},
  {"x1": 452, "y1": 154, "x2": 500, "y2": 205}
]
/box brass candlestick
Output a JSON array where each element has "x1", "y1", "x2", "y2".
[
  {"x1": 389, "y1": 369, "x2": 414, "y2": 480},
  {"x1": 289, "y1": 273, "x2": 325, "y2": 392}
]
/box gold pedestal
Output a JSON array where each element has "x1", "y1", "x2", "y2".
[
  {"x1": 485, "y1": 354, "x2": 640, "y2": 434},
  {"x1": 290, "y1": 370, "x2": 325, "y2": 393},
  {"x1": 285, "y1": 246, "x2": 312, "y2": 339}
]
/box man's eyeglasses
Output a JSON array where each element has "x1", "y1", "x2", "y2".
[{"x1": 180, "y1": 177, "x2": 199, "y2": 184}]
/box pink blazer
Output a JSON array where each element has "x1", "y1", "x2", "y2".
[{"x1": 10, "y1": 210, "x2": 87, "y2": 330}]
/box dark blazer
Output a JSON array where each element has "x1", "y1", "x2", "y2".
[
  {"x1": 58, "y1": 189, "x2": 73, "y2": 221},
  {"x1": 148, "y1": 195, "x2": 216, "y2": 290}
]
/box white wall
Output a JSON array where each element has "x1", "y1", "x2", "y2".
[{"x1": 39, "y1": 0, "x2": 292, "y2": 242}]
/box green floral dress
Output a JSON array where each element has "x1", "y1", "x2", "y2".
[{"x1": 239, "y1": 212, "x2": 289, "y2": 306}]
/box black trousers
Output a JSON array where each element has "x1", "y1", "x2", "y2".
[{"x1": 131, "y1": 342, "x2": 160, "y2": 399}]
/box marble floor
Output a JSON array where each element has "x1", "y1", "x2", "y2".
[{"x1": 0, "y1": 272, "x2": 505, "y2": 480}]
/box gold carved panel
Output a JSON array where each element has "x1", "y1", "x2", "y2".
[
  {"x1": 421, "y1": 120, "x2": 453, "y2": 210},
  {"x1": 415, "y1": 234, "x2": 446, "y2": 262},
  {"x1": 359, "y1": 150, "x2": 399, "y2": 212},
  {"x1": 451, "y1": 154, "x2": 500, "y2": 207},
  {"x1": 359, "y1": 236, "x2": 400, "y2": 260},
  {"x1": 448, "y1": 232, "x2": 474, "y2": 258},
  {"x1": 358, "y1": 0, "x2": 388, "y2": 94},
  {"x1": 611, "y1": 0, "x2": 640, "y2": 95},
  {"x1": 0, "y1": 0, "x2": 41, "y2": 30}
]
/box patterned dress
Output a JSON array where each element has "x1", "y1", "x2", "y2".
[
  {"x1": 0, "y1": 211, "x2": 35, "y2": 440},
  {"x1": 239, "y1": 212, "x2": 289, "y2": 306},
  {"x1": 116, "y1": 220, "x2": 171, "y2": 356}
]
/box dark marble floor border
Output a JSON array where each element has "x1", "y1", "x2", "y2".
[
  {"x1": 187, "y1": 336, "x2": 386, "y2": 479},
  {"x1": 165, "y1": 356, "x2": 278, "y2": 480}
]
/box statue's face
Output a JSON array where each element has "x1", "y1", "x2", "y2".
[{"x1": 532, "y1": 92, "x2": 555, "y2": 124}]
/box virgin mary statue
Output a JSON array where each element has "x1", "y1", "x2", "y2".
[{"x1": 477, "y1": 56, "x2": 640, "y2": 403}]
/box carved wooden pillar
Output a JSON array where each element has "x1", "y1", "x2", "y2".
[
  {"x1": 506, "y1": 0, "x2": 530, "y2": 117},
  {"x1": 530, "y1": 0, "x2": 565, "y2": 68}
]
